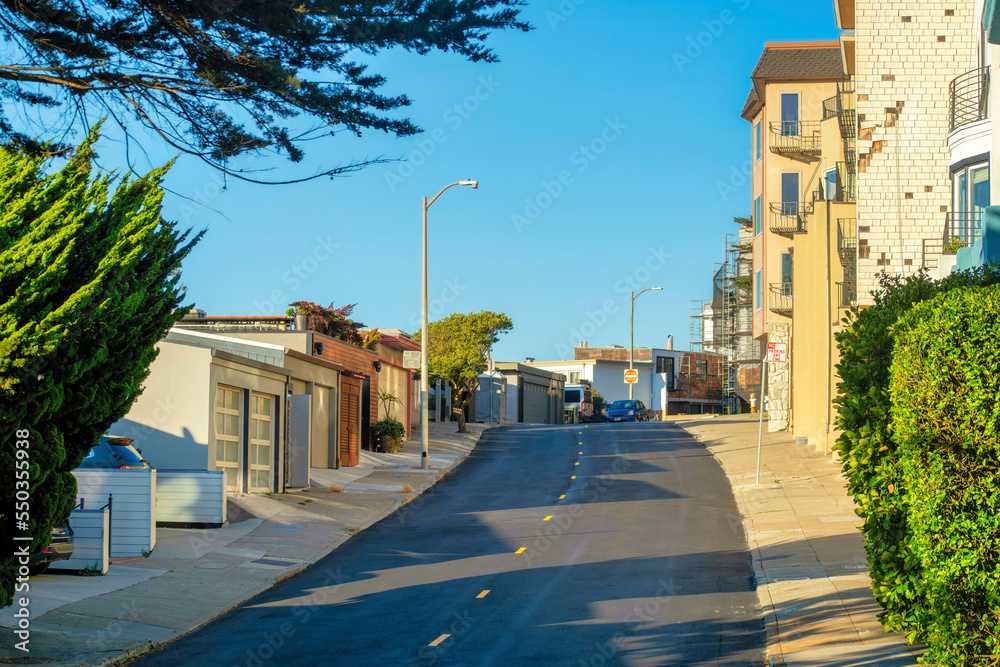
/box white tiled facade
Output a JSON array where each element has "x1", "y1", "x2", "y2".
[{"x1": 855, "y1": 1, "x2": 979, "y2": 302}]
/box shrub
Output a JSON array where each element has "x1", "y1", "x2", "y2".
[
  {"x1": 891, "y1": 285, "x2": 1000, "y2": 665},
  {"x1": 833, "y1": 266, "x2": 1000, "y2": 638}
]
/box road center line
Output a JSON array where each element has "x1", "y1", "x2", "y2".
[
  {"x1": 543, "y1": 516, "x2": 552, "y2": 521},
  {"x1": 559, "y1": 495, "x2": 566, "y2": 499},
  {"x1": 429, "y1": 634, "x2": 450, "y2": 647},
  {"x1": 515, "y1": 547, "x2": 526, "y2": 554},
  {"x1": 477, "y1": 590, "x2": 490, "y2": 599}
]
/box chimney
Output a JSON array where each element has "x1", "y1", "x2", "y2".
[{"x1": 666, "y1": 335, "x2": 674, "y2": 350}]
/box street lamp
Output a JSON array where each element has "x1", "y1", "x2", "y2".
[
  {"x1": 421, "y1": 180, "x2": 479, "y2": 469},
  {"x1": 629, "y1": 287, "x2": 663, "y2": 400}
]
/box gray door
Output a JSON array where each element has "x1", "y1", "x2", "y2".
[{"x1": 289, "y1": 395, "x2": 311, "y2": 488}]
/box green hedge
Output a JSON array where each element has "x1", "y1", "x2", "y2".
[
  {"x1": 834, "y1": 266, "x2": 1000, "y2": 641},
  {"x1": 891, "y1": 285, "x2": 1000, "y2": 665}
]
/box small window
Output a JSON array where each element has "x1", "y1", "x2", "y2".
[
  {"x1": 755, "y1": 270, "x2": 762, "y2": 310},
  {"x1": 754, "y1": 121, "x2": 762, "y2": 161},
  {"x1": 825, "y1": 167, "x2": 838, "y2": 200},
  {"x1": 696, "y1": 359, "x2": 708, "y2": 381},
  {"x1": 754, "y1": 195, "x2": 762, "y2": 236}
]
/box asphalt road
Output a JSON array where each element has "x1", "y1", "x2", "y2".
[{"x1": 136, "y1": 422, "x2": 765, "y2": 666}]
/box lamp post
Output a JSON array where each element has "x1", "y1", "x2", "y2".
[
  {"x1": 422, "y1": 180, "x2": 479, "y2": 469},
  {"x1": 629, "y1": 287, "x2": 663, "y2": 400}
]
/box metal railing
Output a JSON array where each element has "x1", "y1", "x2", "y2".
[
  {"x1": 837, "y1": 77, "x2": 856, "y2": 139},
  {"x1": 837, "y1": 281, "x2": 858, "y2": 308},
  {"x1": 768, "y1": 282, "x2": 793, "y2": 315},
  {"x1": 949, "y1": 67, "x2": 990, "y2": 133},
  {"x1": 943, "y1": 210, "x2": 984, "y2": 253},
  {"x1": 822, "y1": 96, "x2": 838, "y2": 120},
  {"x1": 769, "y1": 202, "x2": 807, "y2": 235},
  {"x1": 837, "y1": 218, "x2": 857, "y2": 265},
  {"x1": 768, "y1": 120, "x2": 823, "y2": 154},
  {"x1": 836, "y1": 162, "x2": 856, "y2": 202}
]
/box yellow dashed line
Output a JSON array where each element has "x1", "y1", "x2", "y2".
[
  {"x1": 575, "y1": 462, "x2": 580, "y2": 466},
  {"x1": 515, "y1": 547, "x2": 526, "y2": 554},
  {"x1": 559, "y1": 495, "x2": 566, "y2": 499},
  {"x1": 579, "y1": 451, "x2": 583, "y2": 455},
  {"x1": 571, "y1": 475, "x2": 576, "y2": 479},
  {"x1": 544, "y1": 516, "x2": 552, "y2": 521},
  {"x1": 429, "y1": 634, "x2": 450, "y2": 647},
  {"x1": 477, "y1": 590, "x2": 490, "y2": 599}
]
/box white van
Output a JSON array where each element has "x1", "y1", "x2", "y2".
[{"x1": 564, "y1": 382, "x2": 594, "y2": 421}]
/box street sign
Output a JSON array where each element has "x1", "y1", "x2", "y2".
[
  {"x1": 403, "y1": 350, "x2": 421, "y2": 369},
  {"x1": 766, "y1": 342, "x2": 787, "y2": 364},
  {"x1": 624, "y1": 369, "x2": 639, "y2": 384}
]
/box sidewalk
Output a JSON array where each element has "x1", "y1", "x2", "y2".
[
  {"x1": 674, "y1": 414, "x2": 921, "y2": 667},
  {"x1": 1, "y1": 422, "x2": 490, "y2": 666}
]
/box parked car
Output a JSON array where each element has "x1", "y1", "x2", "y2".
[
  {"x1": 78, "y1": 435, "x2": 151, "y2": 469},
  {"x1": 28, "y1": 524, "x2": 74, "y2": 575},
  {"x1": 605, "y1": 399, "x2": 649, "y2": 422}
]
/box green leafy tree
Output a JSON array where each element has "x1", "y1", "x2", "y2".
[
  {"x1": 0, "y1": 1, "x2": 530, "y2": 182},
  {"x1": 0, "y1": 130, "x2": 201, "y2": 607},
  {"x1": 416, "y1": 311, "x2": 512, "y2": 433},
  {"x1": 591, "y1": 388, "x2": 606, "y2": 423}
]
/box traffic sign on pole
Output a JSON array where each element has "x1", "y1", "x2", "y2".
[
  {"x1": 624, "y1": 369, "x2": 639, "y2": 384},
  {"x1": 766, "y1": 342, "x2": 787, "y2": 364}
]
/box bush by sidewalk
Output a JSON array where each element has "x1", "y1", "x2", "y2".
[
  {"x1": 891, "y1": 285, "x2": 1000, "y2": 665},
  {"x1": 833, "y1": 266, "x2": 1000, "y2": 652}
]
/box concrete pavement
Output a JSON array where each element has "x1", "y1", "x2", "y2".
[
  {"x1": 0, "y1": 422, "x2": 488, "y2": 666},
  {"x1": 675, "y1": 413, "x2": 922, "y2": 667}
]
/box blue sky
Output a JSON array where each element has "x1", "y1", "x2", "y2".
[{"x1": 98, "y1": 0, "x2": 842, "y2": 363}]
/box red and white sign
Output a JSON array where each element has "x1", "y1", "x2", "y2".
[
  {"x1": 624, "y1": 369, "x2": 639, "y2": 384},
  {"x1": 766, "y1": 342, "x2": 788, "y2": 364}
]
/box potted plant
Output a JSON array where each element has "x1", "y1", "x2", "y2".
[{"x1": 373, "y1": 416, "x2": 404, "y2": 453}]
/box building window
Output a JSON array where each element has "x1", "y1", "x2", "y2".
[
  {"x1": 780, "y1": 92, "x2": 800, "y2": 136},
  {"x1": 695, "y1": 359, "x2": 708, "y2": 381},
  {"x1": 754, "y1": 195, "x2": 762, "y2": 236},
  {"x1": 569, "y1": 371, "x2": 581, "y2": 383},
  {"x1": 781, "y1": 253, "x2": 793, "y2": 294},
  {"x1": 215, "y1": 386, "x2": 242, "y2": 492},
  {"x1": 755, "y1": 270, "x2": 762, "y2": 310},
  {"x1": 656, "y1": 356, "x2": 675, "y2": 390},
  {"x1": 781, "y1": 172, "x2": 800, "y2": 214},
  {"x1": 754, "y1": 121, "x2": 762, "y2": 161},
  {"x1": 825, "y1": 167, "x2": 837, "y2": 200}
]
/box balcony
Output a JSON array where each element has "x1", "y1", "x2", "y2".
[
  {"x1": 837, "y1": 218, "x2": 857, "y2": 265},
  {"x1": 768, "y1": 282, "x2": 793, "y2": 316},
  {"x1": 836, "y1": 77, "x2": 856, "y2": 140},
  {"x1": 822, "y1": 96, "x2": 838, "y2": 120},
  {"x1": 768, "y1": 120, "x2": 823, "y2": 156},
  {"x1": 837, "y1": 281, "x2": 858, "y2": 308},
  {"x1": 943, "y1": 210, "x2": 983, "y2": 253},
  {"x1": 769, "y1": 202, "x2": 807, "y2": 235},
  {"x1": 949, "y1": 67, "x2": 989, "y2": 133}
]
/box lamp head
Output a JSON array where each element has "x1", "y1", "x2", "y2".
[
  {"x1": 460, "y1": 180, "x2": 479, "y2": 189},
  {"x1": 651, "y1": 286, "x2": 663, "y2": 291}
]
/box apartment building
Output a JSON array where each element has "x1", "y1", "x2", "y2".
[
  {"x1": 834, "y1": 0, "x2": 984, "y2": 290},
  {"x1": 741, "y1": 42, "x2": 844, "y2": 433}
]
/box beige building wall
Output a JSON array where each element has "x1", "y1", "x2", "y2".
[
  {"x1": 750, "y1": 72, "x2": 839, "y2": 431},
  {"x1": 854, "y1": 0, "x2": 979, "y2": 302}
]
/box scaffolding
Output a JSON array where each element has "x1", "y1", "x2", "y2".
[
  {"x1": 704, "y1": 230, "x2": 763, "y2": 413},
  {"x1": 689, "y1": 300, "x2": 706, "y2": 352}
]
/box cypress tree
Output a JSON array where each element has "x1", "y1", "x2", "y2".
[{"x1": 0, "y1": 129, "x2": 202, "y2": 606}]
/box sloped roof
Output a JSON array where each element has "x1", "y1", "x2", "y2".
[{"x1": 741, "y1": 42, "x2": 844, "y2": 120}]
